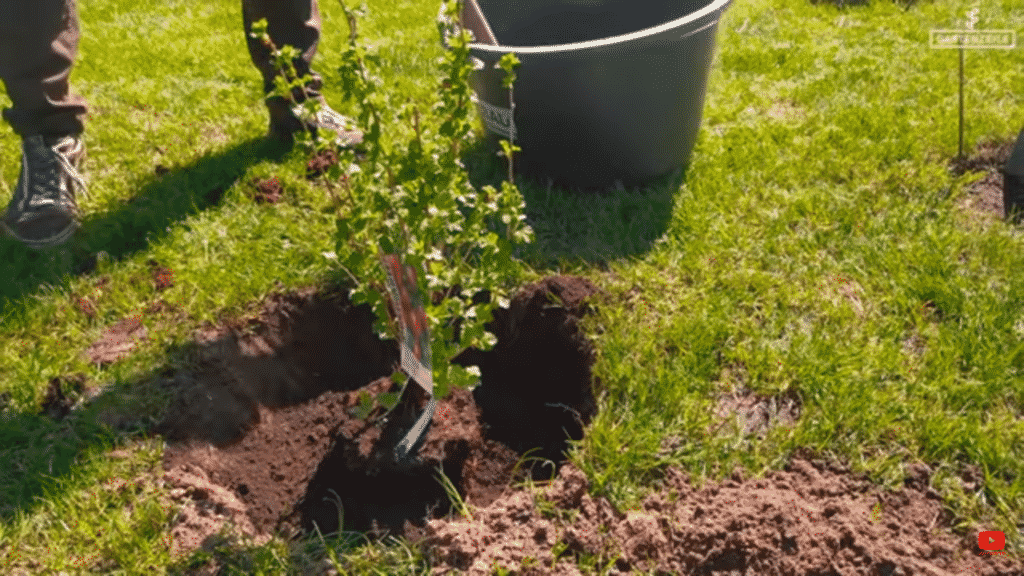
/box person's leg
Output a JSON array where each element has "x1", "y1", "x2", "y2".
[
  {"x1": 0, "y1": 0, "x2": 87, "y2": 137},
  {"x1": 242, "y1": 0, "x2": 323, "y2": 136},
  {"x1": 241, "y1": 0, "x2": 361, "y2": 146},
  {"x1": 0, "y1": 0, "x2": 88, "y2": 249}
]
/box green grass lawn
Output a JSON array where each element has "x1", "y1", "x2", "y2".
[{"x1": 2, "y1": 0, "x2": 1024, "y2": 573}]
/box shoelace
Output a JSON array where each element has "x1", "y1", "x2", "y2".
[
  {"x1": 314, "y1": 107, "x2": 350, "y2": 132},
  {"x1": 27, "y1": 136, "x2": 87, "y2": 206}
]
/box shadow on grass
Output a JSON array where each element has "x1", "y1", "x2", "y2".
[
  {"x1": 0, "y1": 136, "x2": 293, "y2": 319},
  {"x1": 461, "y1": 135, "x2": 684, "y2": 268},
  {"x1": 0, "y1": 347, "x2": 177, "y2": 523},
  {"x1": 0, "y1": 397, "x2": 115, "y2": 519}
]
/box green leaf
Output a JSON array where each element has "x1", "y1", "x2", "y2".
[
  {"x1": 378, "y1": 234, "x2": 396, "y2": 256},
  {"x1": 377, "y1": 391, "x2": 400, "y2": 411}
]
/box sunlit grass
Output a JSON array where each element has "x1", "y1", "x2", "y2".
[{"x1": 1, "y1": 0, "x2": 1023, "y2": 572}]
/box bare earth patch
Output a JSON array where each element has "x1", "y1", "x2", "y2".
[
  {"x1": 424, "y1": 460, "x2": 1022, "y2": 575},
  {"x1": 150, "y1": 278, "x2": 1020, "y2": 573},
  {"x1": 252, "y1": 177, "x2": 284, "y2": 204},
  {"x1": 83, "y1": 317, "x2": 148, "y2": 365},
  {"x1": 156, "y1": 277, "x2": 599, "y2": 560},
  {"x1": 714, "y1": 386, "x2": 801, "y2": 438},
  {"x1": 949, "y1": 139, "x2": 1014, "y2": 222},
  {"x1": 165, "y1": 464, "x2": 269, "y2": 557},
  {"x1": 305, "y1": 148, "x2": 339, "y2": 179},
  {"x1": 148, "y1": 259, "x2": 175, "y2": 291}
]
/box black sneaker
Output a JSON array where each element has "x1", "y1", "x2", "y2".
[
  {"x1": 267, "y1": 97, "x2": 363, "y2": 148},
  {"x1": 2, "y1": 134, "x2": 86, "y2": 249}
]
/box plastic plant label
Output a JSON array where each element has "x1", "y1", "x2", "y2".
[
  {"x1": 380, "y1": 253, "x2": 433, "y2": 393},
  {"x1": 380, "y1": 252, "x2": 437, "y2": 463},
  {"x1": 475, "y1": 97, "x2": 517, "y2": 140},
  {"x1": 929, "y1": 29, "x2": 1015, "y2": 49}
]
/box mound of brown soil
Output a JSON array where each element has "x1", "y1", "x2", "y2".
[{"x1": 423, "y1": 460, "x2": 1023, "y2": 575}]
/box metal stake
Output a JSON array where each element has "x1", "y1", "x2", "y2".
[{"x1": 958, "y1": 43, "x2": 965, "y2": 159}]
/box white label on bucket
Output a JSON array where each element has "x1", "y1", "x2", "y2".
[{"x1": 476, "y1": 99, "x2": 517, "y2": 140}]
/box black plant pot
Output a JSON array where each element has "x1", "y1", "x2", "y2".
[{"x1": 444, "y1": 0, "x2": 732, "y2": 190}]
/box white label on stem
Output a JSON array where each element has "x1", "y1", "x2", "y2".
[{"x1": 380, "y1": 253, "x2": 433, "y2": 394}]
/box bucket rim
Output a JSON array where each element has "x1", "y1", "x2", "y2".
[{"x1": 464, "y1": 0, "x2": 732, "y2": 55}]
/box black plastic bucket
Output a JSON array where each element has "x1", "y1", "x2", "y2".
[{"x1": 446, "y1": 0, "x2": 732, "y2": 189}]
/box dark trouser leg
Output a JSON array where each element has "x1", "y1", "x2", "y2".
[
  {"x1": 0, "y1": 0, "x2": 87, "y2": 137},
  {"x1": 242, "y1": 0, "x2": 323, "y2": 135}
]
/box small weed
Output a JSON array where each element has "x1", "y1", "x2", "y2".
[
  {"x1": 324, "y1": 488, "x2": 346, "y2": 533},
  {"x1": 435, "y1": 465, "x2": 472, "y2": 521},
  {"x1": 509, "y1": 447, "x2": 558, "y2": 483}
]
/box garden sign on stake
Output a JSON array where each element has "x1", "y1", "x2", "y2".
[
  {"x1": 380, "y1": 251, "x2": 437, "y2": 463},
  {"x1": 929, "y1": 8, "x2": 1015, "y2": 158}
]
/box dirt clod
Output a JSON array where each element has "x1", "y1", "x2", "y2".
[
  {"x1": 148, "y1": 259, "x2": 175, "y2": 291},
  {"x1": 83, "y1": 317, "x2": 148, "y2": 365},
  {"x1": 306, "y1": 149, "x2": 339, "y2": 179},
  {"x1": 253, "y1": 177, "x2": 284, "y2": 204},
  {"x1": 73, "y1": 295, "x2": 96, "y2": 319},
  {"x1": 40, "y1": 374, "x2": 89, "y2": 420}
]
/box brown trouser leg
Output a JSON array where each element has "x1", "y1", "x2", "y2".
[
  {"x1": 0, "y1": 0, "x2": 87, "y2": 137},
  {"x1": 0, "y1": 0, "x2": 321, "y2": 138},
  {"x1": 242, "y1": 0, "x2": 323, "y2": 129}
]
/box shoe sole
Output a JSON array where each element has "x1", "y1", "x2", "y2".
[{"x1": 1, "y1": 217, "x2": 77, "y2": 249}]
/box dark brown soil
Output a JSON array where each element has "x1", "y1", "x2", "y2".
[
  {"x1": 148, "y1": 259, "x2": 175, "y2": 291},
  {"x1": 252, "y1": 177, "x2": 284, "y2": 204},
  {"x1": 157, "y1": 288, "x2": 398, "y2": 448},
  {"x1": 949, "y1": 140, "x2": 1014, "y2": 176},
  {"x1": 454, "y1": 276, "x2": 600, "y2": 464},
  {"x1": 949, "y1": 139, "x2": 1014, "y2": 221},
  {"x1": 305, "y1": 149, "x2": 339, "y2": 179},
  {"x1": 290, "y1": 380, "x2": 522, "y2": 537},
  {"x1": 158, "y1": 276, "x2": 600, "y2": 551}
]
